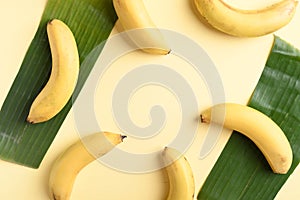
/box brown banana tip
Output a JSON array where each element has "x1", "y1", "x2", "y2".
[
  {"x1": 162, "y1": 146, "x2": 168, "y2": 154},
  {"x1": 26, "y1": 118, "x2": 34, "y2": 124},
  {"x1": 121, "y1": 135, "x2": 127, "y2": 142},
  {"x1": 48, "y1": 19, "x2": 55, "y2": 25},
  {"x1": 200, "y1": 114, "x2": 206, "y2": 123},
  {"x1": 52, "y1": 193, "x2": 57, "y2": 200},
  {"x1": 167, "y1": 49, "x2": 172, "y2": 55}
]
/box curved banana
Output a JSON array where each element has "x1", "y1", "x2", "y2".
[
  {"x1": 112, "y1": 0, "x2": 170, "y2": 55},
  {"x1": 193, "y1": 0, "x2": 298, "y2": 37},
  {"x1": 48, "y1": 132, "x2": 125, "y2": 200},
  {"x1": 27, "y1": 19, "x2": 79, "y2": 124},
  {"x1": 201, "y1": 103, "x2": 293, "y2": 174},
  {"x1": 162, "y1": 147, "x2": 195, "y2": 200}
]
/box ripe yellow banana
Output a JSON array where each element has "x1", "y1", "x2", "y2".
[
  {"x1": 112, "y1": 0, "x2": 170, "y2": 55},
  {"x1": 49, "y1": 132, "x2": 125, "y2": 200},
  {"x1": 193, "y1": 0, "x2": 298, "y2": 37},
  {"x1": 162, "y1": 147, "x2": 195, "y2": 200},
  {"x1": 27, "y1": 19, "x2": 79, "y2": 124},
  {"x1": 201, "y1": 103, "x2": 293, "y2": 174}
]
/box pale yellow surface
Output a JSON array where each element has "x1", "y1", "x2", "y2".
[{"x1": 0, "y1": 0, "x2": 299, "y2": 199}]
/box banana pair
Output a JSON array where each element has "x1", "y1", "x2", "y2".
[
  {"x1": 114, "y1": 0, "x2": 298, "y2": 52},
  {"x1": 49, "y1": 132, "x2": 195, "y2": 200},
  {"x1": 26, "y1": 0, "x2": 169, "y2": 124}
]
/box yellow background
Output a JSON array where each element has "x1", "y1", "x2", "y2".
[{"x1": 0, "y1": 0, "x2": 299, "y2": 199}]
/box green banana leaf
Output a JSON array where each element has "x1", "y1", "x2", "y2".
[
  {"x1": 0, "y1": 0, "x2": 117, "y2": 168},
  {"x1": 198, "y1": 36, "x2": 300, "y2": 199}
]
